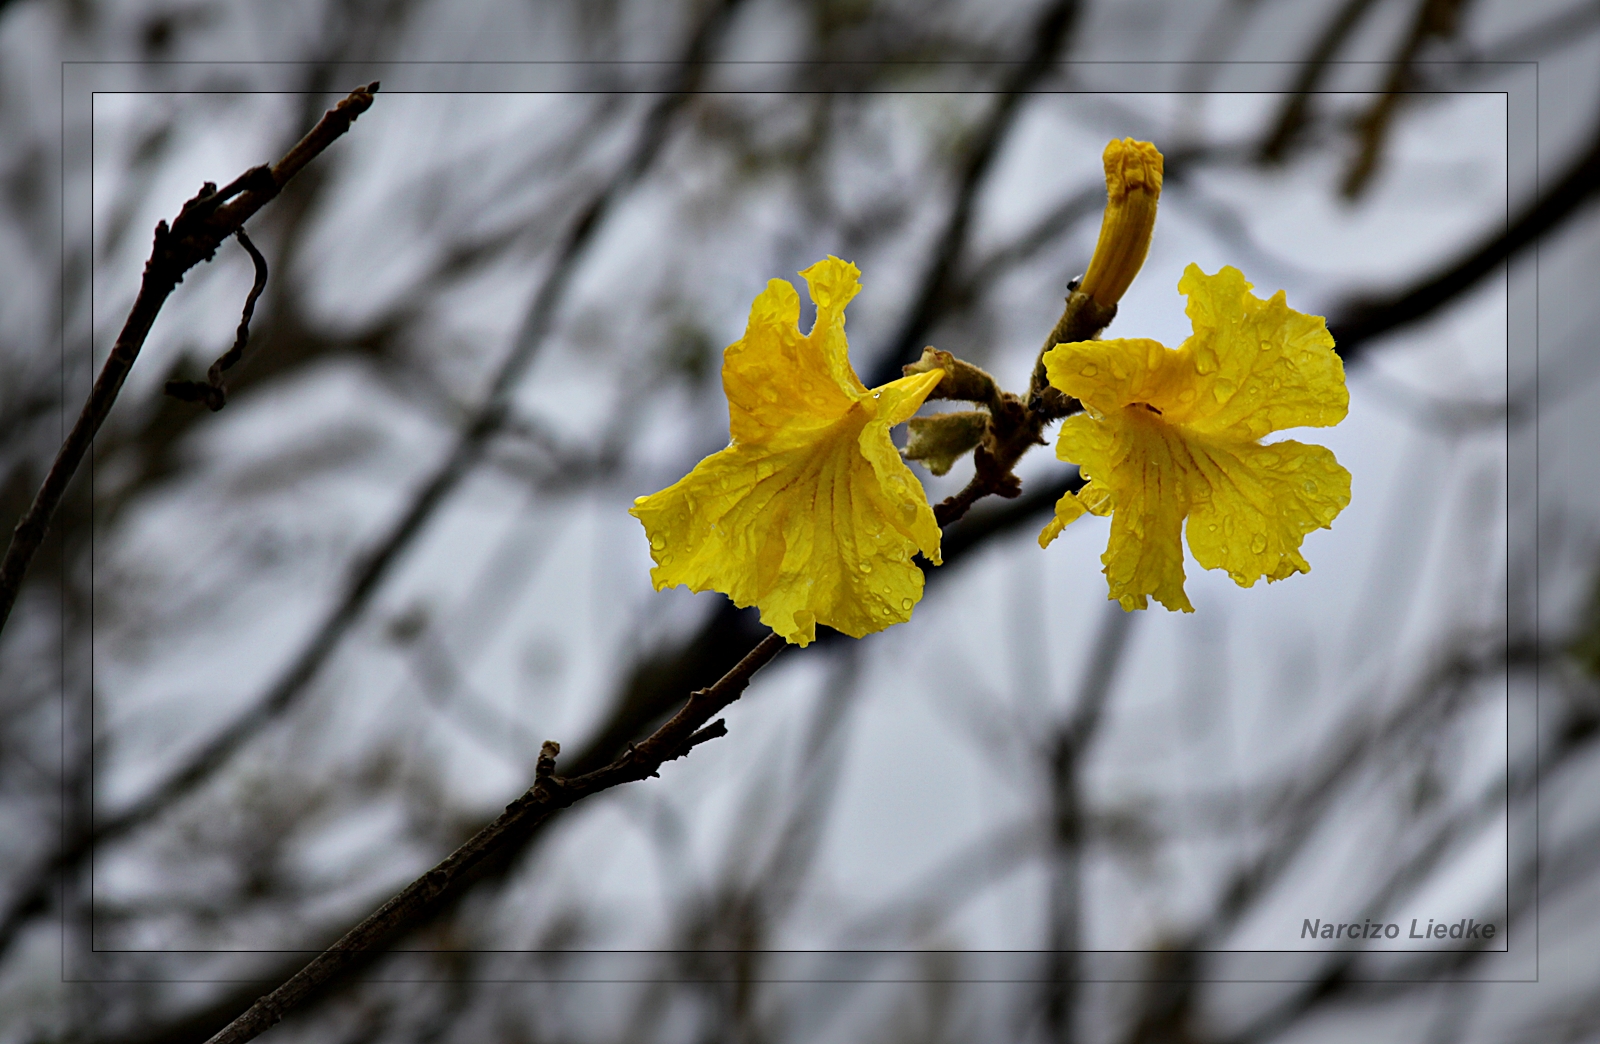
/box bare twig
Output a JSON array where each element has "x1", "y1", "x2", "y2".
[
  {"x1": 164, "y1": 228, "x2": 270, "y2": 410},
  {"x1": 201, "y1": 632, "x2": 785, "y2": 1044},
  {"x1": 0, "y1": 82, "x2": 378, "y2": 636},
  {"x1": 0, "y1": 0, "x2": 749, "y2": 970},
  {"x1": 930, "y1": 288, "x2": 1114, "y2": 528}
]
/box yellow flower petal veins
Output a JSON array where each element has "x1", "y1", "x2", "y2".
[
  {"x1": 1038, "y1": 265, "x2": 1351, "y2": 611},
  {"x1": 631, "y1": 257, "x2": 945, "y2": 646}
]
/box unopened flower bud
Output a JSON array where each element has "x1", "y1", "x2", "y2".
[{"x1": 1078, "y1": 138, "x2": 1163, "y2": 308}]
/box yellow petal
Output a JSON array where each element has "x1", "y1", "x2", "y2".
[
  {"x1": 1182, "y1": 437, "x2": 1352, "y2": 587},
  {"x1": 1039, "y1": 489, "x2": 1087, "y2": 548},
  {"x1": 1090, "y1": 407, "x2": 1194, "y2": 612},
  {"x1": 1043, "y1": 337, "x2": 1192, "y2": 419},
  {"x1": 1172, "y1": 264, "x2": 1348, "y2": 439},
  {"x1": 723, "y1": 262, "x2": 865, "y2": 447},
  {"x1": 632, "y1": 402, "x2": 936, "y2": 645},
  {"x1": 857, "y1": 369, "x2": 946, "y2": 566},
  {"x1": 1037, "y1": 477, "x2": 1111, "y2": 548}
]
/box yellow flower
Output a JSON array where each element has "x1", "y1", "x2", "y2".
[
  {"x1": 1039, "y1": 264, "x2": 1351, "y2": 612},
  {"x1": 631, "y1": 257, "x2": 945, "y2": 647}
]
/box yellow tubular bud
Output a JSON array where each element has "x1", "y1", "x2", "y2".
[{"x1": 1078, "y1": 138, "x2": 1164, "y2": 308}]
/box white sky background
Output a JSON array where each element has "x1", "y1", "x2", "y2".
[{"x1": 85, "y1": 84, "x2": 1514, "y2": 957}]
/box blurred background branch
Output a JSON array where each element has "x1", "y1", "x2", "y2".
[{"x1": 0, "y1": 0, "x2": 1586, "y2": 1043}]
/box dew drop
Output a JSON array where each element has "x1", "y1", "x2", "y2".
[
  {"x1": 881, "y1": 606, "x2": 893, "y2": 616},
  {"x1": 900, "y1": 598, "x2": 913, "y2": 611},
  {"x1": 650, "y1": 535, "x2": 666, "y2": 550},
  {"x1": 634, "y1": 496, "x2": 649, "y2": 505},
  {"x1": 1250, "y1": 533, "x2": 1267, "y2": 554},
  {"x1": 1195, "y1": 349, "x2": 1219, "y2": 375},
  {"x1": 1081, "y1": 364, "x2": 1099, "y2": 377},
  {"x1": 1259, "y1": 339, "x2": 1274, "y2": 352},
  {"x1": 1213, "y1": 380, "x2": 1237, "y2": 403},
  {"x1": 1207, "y1": 523, "x2": 1218, "y2": 533},
  {"x1": 872, "y1": 391, "x2": 882, "y2": 399},
  {"x1": 1302, "y1": 479, "x2": 1318, "y2": 494},
  {"x1": 859, "y1": 561, "x2": 872, "y2": 573}
]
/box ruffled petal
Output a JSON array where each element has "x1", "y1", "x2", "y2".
[
  {"x1": 1173, "y1": 264, "x2": 1348, "y2": 438},
  {"x1": 1042, "y1": 338, "x2": 1194, "y2": 418},
  {"x1": 799, "y1": 256, "x2": 870, "y2": 398},
  {"x1": 631, "y1": 400, "x2": 936, "y2": 645},
  {"x1": 1092, "y1": 408, "x2": 1194, "y2": 612},
  {"x1": 1182, "y1": 437, "x2": 1352, "y2": 586}
]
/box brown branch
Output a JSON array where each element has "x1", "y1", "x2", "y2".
[
  {"x1": 931, "y1": 289, "x2": 1115, "y2": 528},
  {"x1": 0, "y1": 1, "x2": 752, "y2": 972},
  {"x1": 0, "y1": 81, "x2": 378, "y2": 637},
  {"x1": 164, "y1": 228, "x2": 270, "y2": 410},
  {"x1": 201, "y1": 633, "x2": 786, "y2": 1044}
]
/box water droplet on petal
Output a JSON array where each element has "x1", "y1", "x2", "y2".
[
  {"x1": 1259, "y1": 339, "x2": 1274, "y2": 352},
  {"x1": 1302, "y1": 479, "x2": 1318, "y2": 493},
  {"x1": 900, "y1": 598, "x2": 913, "y2": 611},
  {"x1": 1081, "y1": 364, "x2": 1098, "y2": 377},
  {"x1": 1195, "y1": 349, "x2": 1219, "y2": 375},
  {"x1": 1213, "y1": 380, "x2": 1237, "y2": 403},
  {"x1": 872, "y1": 391, "x2": 882, "y2": 399},
  {"x1": 1250, "y1": 534, "x2": 1267, "y2": 554},
  {"x1": 650, "y1": 535, "x2": 666, "y2": 550},
  {"x1": 859, "y1": 561, "x2": 872, "y2": 573},
  {"x1": 634, "y1": 496, "x2": 649, "y2": 505},
  {"x1": 1207, "y1": 523, "x2": 1218, "y2": 533}
]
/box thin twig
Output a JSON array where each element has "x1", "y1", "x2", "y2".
[
  {"x1": 201, "y1": 632, "x2": 785, "y2": 1044},
  {"x1": 0, "y1": 82, "x2": 378, "y2": 636},
  {"x1": 164, "y1": 228, "x2": 270, "y2": 411},
  {"x1": 0, "y1": 3, "x2": 749, "y2": 969},
  {"x1": 931, "y1": 288, "x2": 1115, "y2": 528}
]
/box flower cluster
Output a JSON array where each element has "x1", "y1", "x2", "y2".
[{"x1": 631, "y1": 138, "x2": 1350, "y2": 642}]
